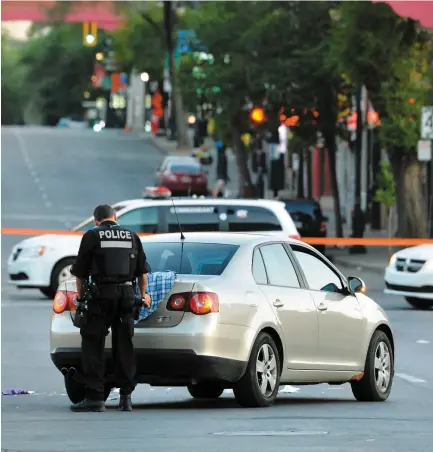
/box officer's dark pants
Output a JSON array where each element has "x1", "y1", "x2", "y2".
[{"x1": 80, "y1": 284, "x2": 136, "y2": 401}]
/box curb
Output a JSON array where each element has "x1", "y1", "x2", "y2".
[{"x1": 331, "y1": 256, "x2": 386, "y2": 272}]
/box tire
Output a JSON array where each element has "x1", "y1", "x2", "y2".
[
  {"x1": 39, "y1": 287, "x2": 53, "y2": 298},
  {"x1": 405, "y1": 297, "x2": 433, "y2": 310},
  {"x1": 50, "y1": 257, "x2": 75, "y2": 297},
  {"x1": 65, "y1": 378, "x2": 113, "y2": 404},
  {"x1": 187, "y1": 383, "x2": 224, "y2": 399},
  {"x1": 65, "y1": 377, "x2": 86, "y2": 404},
  {"x1": 351, "y1": 330, "x2": 394, "y2": 402},
  {"x1": 233, "y1": 332, "x2": 281, "y2": 408}
]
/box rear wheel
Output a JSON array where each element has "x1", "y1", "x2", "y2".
[
  {"x1": 351, "y1": 330, "x2": 394, "y2": 402},
  {"x1": 65, "y1": 378, "x2": 113, "y2": 404},
  {"x1": 187, "y1": 383, "x2": 224, "y2": 399},
  {"x1": 405, "y1": 297, "x2": 433, "y2": 310},
  {"x1": 233, "y1": 332, "x2": 281, "y2": 408}
]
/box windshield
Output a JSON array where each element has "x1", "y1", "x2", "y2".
[
  {"x1": 169, "y1": 164, "x2": 201, "y2": 174},
  {"x1": 72, "y1": 204, "x2": 127, "y2": 232},
  {"x1": 143, "y1": 242, "x2": 239, "y2": 275}
]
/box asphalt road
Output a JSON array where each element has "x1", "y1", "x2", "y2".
[{"x1": 1, "y1": 127, "x2": 432, "y2": 452}]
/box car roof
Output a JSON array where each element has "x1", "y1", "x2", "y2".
[
  {"x1": 117, "y1": 198, "x2": 288, "y2": 212},
  {"x1": 140, "y1": 231, "x2": 305, "y2": 247}
]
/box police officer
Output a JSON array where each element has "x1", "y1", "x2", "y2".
[{"x1": 69, "y1": 204, "x2": 151, "y2": 412}]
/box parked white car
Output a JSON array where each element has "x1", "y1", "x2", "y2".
[
  {"x1": 8, "y1": 198, "x2": 300, "y2": 298},
  {"x1": 384, "y1": 244, "x2": 433, "y2": 309}
]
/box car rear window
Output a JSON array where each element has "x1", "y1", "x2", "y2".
[
  {"x1": 169, "y1": 164, "x2": 201, "y2": 174},
  {"x1": 226, "y1": 206, "x2": 282, "y2": 232},
  {"x1": 143, "y1": 242, "x2": 239, "y2": 275}
]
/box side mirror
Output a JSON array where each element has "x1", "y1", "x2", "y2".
[{"x1": 347, "y1": 276, "x2": 367, "y2": 294}]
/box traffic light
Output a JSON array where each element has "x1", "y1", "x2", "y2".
[
  {"x1": 250, "y1": 107, "x2": 266, "y2": 124},
  {"x1": 83, "y1": 22, "x2": 97, "y2": 47}
]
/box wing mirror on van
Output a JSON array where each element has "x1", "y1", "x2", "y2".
[{"x1": 347, "y1": 276, "x2": 367, "y2": 294}]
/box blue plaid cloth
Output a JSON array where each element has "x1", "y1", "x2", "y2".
[{"x1": 134, "y1": 271, "x2": 177, "y2": 323}]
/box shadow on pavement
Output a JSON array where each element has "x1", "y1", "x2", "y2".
[{"x1": 127, "y1": 396, "x2": 357, "y2": 411}]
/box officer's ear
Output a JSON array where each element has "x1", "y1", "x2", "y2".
[
  {"x1": 94, "y1": 218, "x2": 100, "y2": 226},
  {"x1": 113, "y1": 213, "x2": 117, "y2": 221}
]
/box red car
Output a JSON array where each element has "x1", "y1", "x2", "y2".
[{"x1": 156, "y1": 157, "x2": 208, "y2": 196}]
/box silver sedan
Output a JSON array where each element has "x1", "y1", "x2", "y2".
[{"x1": 50, "y1": 232, "x2": 395, "y2": 407}]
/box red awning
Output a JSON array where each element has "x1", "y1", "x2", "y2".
[{"x1": 372, "y1": 1, "x2": 433, "y2": 30}]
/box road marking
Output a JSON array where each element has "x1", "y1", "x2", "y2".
[
  {"x1": 416, "y1": 340, "x2": 430, "y2": 344},
  {"x1": 213, "y1": 431, "x2": 328, "y2": 437},
  {"x1": 13, "y1": 129, "x2": 52, "y2": 211},
  {"x1": 279, "y1": 385, "x2": 300, "y2": 393},
  {"x1": 395, "y1": 373, "x2": 427, "y2": 384}
]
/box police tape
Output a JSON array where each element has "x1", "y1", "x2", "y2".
[{"x1": 2, "y1": 227, "x2": 433, "y2": 246}]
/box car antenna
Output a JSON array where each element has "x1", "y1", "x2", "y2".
[{"x1": 171, "y1": 197, "x2": 185, "y2": 241}]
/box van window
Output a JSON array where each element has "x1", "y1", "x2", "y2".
[
  {"x1": 227, "y1": 206, "x2": 282, "y2": 232},
  {"x1": 117, "y1": 207, "x2": 159, "y2": 233},
  {"x1": 167, "y1": 205, "x2": 220, "y2": 233}
]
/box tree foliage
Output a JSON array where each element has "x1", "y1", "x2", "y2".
[
  {"x1": 20, "y1": 24, "x2": 97, "y2": 125},
  {"x1": 1, "y1": 33, "x2": 27, "y2": 125}
]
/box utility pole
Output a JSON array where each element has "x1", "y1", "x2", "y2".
[
  {"x1": 102, "y1": 37, "x2": 116, "y2": 128},
  {"x1": 350, "y1": 82, "x2": 367, "y2": 254}
]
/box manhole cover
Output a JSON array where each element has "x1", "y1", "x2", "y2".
[{"x1": 212, "y1": 431, "x2": 328, "y2": 437}]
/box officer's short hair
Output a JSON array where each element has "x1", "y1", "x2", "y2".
[{"x1": 93, "y1": 204, "x2": 115, "y2": 222}]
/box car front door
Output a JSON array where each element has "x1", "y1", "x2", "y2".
[
  {"x1": 254, "y1": 243, "x2": 319, "y2": 370},
  {"x1": 116, "y1": 206, "x2": 161, "y2": 234},
  {"x1": 290, "y1": 244, "x2": 365, "y2": 370}
]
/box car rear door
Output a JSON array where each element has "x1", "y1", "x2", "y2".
[
  {"x1": 289, "y1": 244, "x2": 365, "y2": 370},
  {"x1": 253, "y1": 243, "x2": 320, "y2": 370},
  {"x1": 159, "y1": 204, "x2": 223, "y2": 233}
]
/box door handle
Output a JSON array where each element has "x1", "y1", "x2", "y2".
[
  {"x1": 273, "y1": 299, "x2": 284, "y2": 308},
  {"x1": 317, "y1": 303, "x2": 328, "y2": 311}
]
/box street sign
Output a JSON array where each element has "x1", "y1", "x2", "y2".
[
  {"x1": 417, "y1": 139, "x2": 432, "y2": 162},
  {"x1": 421, "y1": 106, "x2": 433, "y2": 139}
]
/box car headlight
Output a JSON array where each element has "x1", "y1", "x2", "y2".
[
  {"x1": 388, "y1": 253, "x2": 396, "y2": 267},
  {"x1": 19, "y1": 246, "x2": 47, "y2": 258}
]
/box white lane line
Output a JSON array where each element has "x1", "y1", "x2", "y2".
[
  {"x1": 12, "y1": 129, "x2": 52, "y2": 210},
  {"x1": 416, "y1": 340, "x2": 430, "y2": 344},
  {"x1": 395, "y1": 373, "x2": 427, "y2": 384}
]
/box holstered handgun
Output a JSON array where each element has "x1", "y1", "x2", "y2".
[
  {"x1": 72, "y1": 278, "x2": 93, "y2": 329},
  {"x1": 132, "y1": 280, "x2": 144, "y2": 321}
]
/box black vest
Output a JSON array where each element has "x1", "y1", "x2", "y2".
[{"x1": 91, "y1": 222, "x2": 138, "y2": 284}]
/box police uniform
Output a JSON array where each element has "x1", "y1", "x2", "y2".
[{"x1": 70, "y1": 220, "x2": 148, "y2": 409}]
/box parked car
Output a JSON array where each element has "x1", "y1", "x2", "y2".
[
  {"x1": 8, "y1": 198, "x2": 300, "y2": 298},
  {"x1": 155, "y1": 156, "x2": 208, "y2": 196},
  {"x1": 51, "y1": 232, "x2": 395, "y2": 408},
  {"x1": 384, "y1": 244, "x2": 433, "y2": 309},
  {"x1": 280, "y1": 198, "x2": 328, "y2": 254}
]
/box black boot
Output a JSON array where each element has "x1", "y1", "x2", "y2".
[
  {"x1": 70, "y1": 398, "x2": 105, "y2": 412},
  {"x1": 118, "y1": 394, "x2": 132, "y2": 411}
]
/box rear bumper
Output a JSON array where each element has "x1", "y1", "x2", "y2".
[{"x1": 51, "y1": 348, "x2": 246, "y2": 385}]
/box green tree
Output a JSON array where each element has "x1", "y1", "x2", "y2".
[
  {"x1": 20, "y1": 24, "x2": 97, "y2": 125},
  {"x1": 1, "y1": 33, "x2": 27, "y2": 125},
  {"x1": 327, "y1": 1, "x2": 432, "y2": 237}
]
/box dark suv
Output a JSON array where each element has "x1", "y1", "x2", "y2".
[{"x1": 280, "y1": 198, "x2": 328, "y2": 254}]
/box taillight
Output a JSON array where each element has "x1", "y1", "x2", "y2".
[
  {"x1": 289, "y1": 234, "x2": 301, "y2": 240},
  {"x1": 320, "y1": 221, "x2": 327, "y2": 232},
  {"x1": 167, "y1": 292, "x2": 219, "y2": 315},
  {"x1": 52, "y1": 290, "x2": 78, "y2": 314}
]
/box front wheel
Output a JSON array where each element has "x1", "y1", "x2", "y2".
[
  {"x1": 233, "y1": 332, "x2": 281, "y2": 408},
  {"x1": 405, "y1": 297, "x2": 433, "y2": 310},
  {"x1": 351, "y1": 330, "x2": 394, "y2": 402},
  {"x1": 187, "y1": 383, "x2": 224, "y2": 399},
  {"x1": 50, "y1": 257, "x2": 75, "y2": 296}
]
